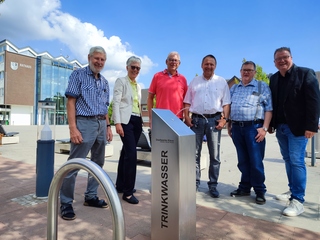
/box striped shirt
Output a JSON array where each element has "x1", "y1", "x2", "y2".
[
  {"x1": 230, "y1": 79, "x2": 272, "y2": 121},
  {"x1": 65, "y1": 66, "x2": 110, "y2": 116}
]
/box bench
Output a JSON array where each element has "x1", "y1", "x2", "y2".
[
  {"x1": 55, "y1": 138, "x2": 114, "y2": 157},
  {"x1": 136, "y1": 130, "x2": 152, "y2": 161},
  {"x1": 0, "y1": 124, "x2": 19, "y2": 145}
]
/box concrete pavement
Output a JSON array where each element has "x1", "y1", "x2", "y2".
[{"x1": 0, "y1": 125, "x2": 319, "y2": 239}]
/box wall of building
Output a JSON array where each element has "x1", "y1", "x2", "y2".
[
  {"x1": 5, "y1": 52, "x2": 35, "y2": 106},
  {"x1": 10, "y1": 105, "x2": 33, "y2": 125}
]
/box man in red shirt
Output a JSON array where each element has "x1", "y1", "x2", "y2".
[{"x1": 147, "y1": 52, "x2": 188, "y2": 128}]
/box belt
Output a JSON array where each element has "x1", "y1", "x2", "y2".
[
  {"x1": 192, "y1": 112, "x2": 221, "y2": 118},
  {"x1": 131, "y1": 112, "x2": 141, "y2": 117},
  {"x1": 77, "y1": 115, "x2": 106, "y2": 120},
  {"x1": 232, "y1": 119, "x2": 263, "y2": 127}
]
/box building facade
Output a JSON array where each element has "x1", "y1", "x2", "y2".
[{"x1": 0, "y1": 39, "x2": 84, "y2": 125}]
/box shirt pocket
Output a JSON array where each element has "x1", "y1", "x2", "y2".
[
  {"x1": 246, "y1": 94, "x2": 260, "y2": 107},
  {"x1": 81, "y1": 83, "x2": 95, "y2": 94}
]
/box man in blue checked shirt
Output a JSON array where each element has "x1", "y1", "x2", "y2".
[
  {"x1": 227, "y1": 61, "x2": 272, "y2": 205},
  {"x1": 60, "y1": 46, "x2": 113, "y2": 220}
]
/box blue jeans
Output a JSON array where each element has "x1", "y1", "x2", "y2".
[
  {"x1": 231, "y1": 123, "x2": 266, "y2": 194},
  {"x1": 60, "y1": 118, "x2": 107, "y2": 205},
  {"x1": 191, "y1": 115, "x2": 221, "y2": 190},
  {"x1": 116, "y1": 115, "x2": 142, "y2": 196},
  {"x1": 276, "y1": 124, "x2": 308, "y2": 203}
]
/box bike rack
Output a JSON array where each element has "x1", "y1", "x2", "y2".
[{"x1": 47, "y1": 158, "x2": 125, "y2": 240}]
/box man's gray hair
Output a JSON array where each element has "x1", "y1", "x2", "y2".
[
  {"x1": 126, "y1": 56, "x2": 142, "y2": 66},
  {"x1": 167, "y1": 51, "x2": 180, "y2": 60},
  {"x1": 89, "y1": 46, "x2": 106, "y2": 57}
]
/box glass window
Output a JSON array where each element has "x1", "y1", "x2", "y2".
[
  {"x1": 0, "y1": 87, "x2": 4, "y2": 104},
  {"x1": 20, "y1": 50, "x2": 35, "y2": 57},
  {"x1": 42, "y1": 58, "x2": 51, "y2": 65},
  {"x1": 0, "y1": 54, "x2": 3, "y2": 62},
  {"x1": 8, "y1": 46, "x2": 17, "y2": 53},
  {"x1": 37, "y1": 58, "x2": 72, "y2": 125}
]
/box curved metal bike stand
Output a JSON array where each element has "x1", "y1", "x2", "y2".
[{"x1": 47, "y1": 158, "x2": 125, "y2": 240}]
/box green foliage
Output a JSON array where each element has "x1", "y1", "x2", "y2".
[
  {"x1": 153, "y1": 95, "x2": 156, "y2": 108},
  {"x1": 108, "y1": 101, "x2": 114, "y2": 125},
  {"x1": 0, "y1": 0, "x2": 5, "y2": 3},
  {"x1": 242, "y1": 58, "x2": 269, "y2": 84},
  {"x1": 255, "y1": 65, "x2": 269, "y2": 84}
]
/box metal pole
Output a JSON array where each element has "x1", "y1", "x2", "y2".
[
  {"x1": 47, "y1": 158, "x2": 125, "y2": 240},
  {"x1": 311, "y1": 136, "x2": 316, "y2": 166}
]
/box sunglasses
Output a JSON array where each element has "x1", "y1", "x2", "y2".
[{"x1": 130, "y1": 66, "x2": 141, "y2": 71}]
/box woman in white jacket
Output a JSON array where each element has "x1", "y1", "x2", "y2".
[{"x1": 112, "y1": 56, "x2": 142, "y2": 204}]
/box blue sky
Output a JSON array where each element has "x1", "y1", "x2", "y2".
[{"x1": 1, "y1": 0, "x2": 319, "y2": 92}]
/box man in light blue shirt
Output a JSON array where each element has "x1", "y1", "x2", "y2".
[{"x1": 228, "y1": 61, "x2": 272, "y2": 205}]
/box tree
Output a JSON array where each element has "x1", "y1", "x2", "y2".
[
  {"x1": 242, "y1": 58, "x2": 269, "y2": 84},
  {"x1": 0, "y1": 0, "x2": 5, "y2": 4}
]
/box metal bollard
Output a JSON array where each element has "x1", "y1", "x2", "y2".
[
  {"x1": 47, "y1": 158, "x2": 125, "y2": 240},
  {"x1": 311, "y1": 136, "x2": 316, "y2": 166},
  {"x1": 35, "y1": 139, "x2": 54, "y2": 198}
]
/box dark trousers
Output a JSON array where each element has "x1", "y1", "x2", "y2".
[
  {"x1": 116, "y1": 115, "x2": 142, "y2": 196},
  {"x1": 231, "y1": 123, "x2": 266, "y2": 194}
]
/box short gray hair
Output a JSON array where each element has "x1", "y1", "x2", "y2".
[
  {"x1": 167, "y1": 51, "x2": 180, "y2": 60},
  {"x1": 126, "y1": 56, "x2": 142, "y2": 66},
  {"x1": 89, "y1": 46, "x2": 106, "y2": 57}
]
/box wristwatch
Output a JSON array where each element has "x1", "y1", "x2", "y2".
[
  {"x1": 262, "y1": 127, "x2": 268, "y2": 132},
  {"x1": 223, "y1": 117, "x2": 230, "y2": 123}
]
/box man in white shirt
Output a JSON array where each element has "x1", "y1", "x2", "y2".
[{"x1": 184, "y1": 54, "x2": 231, "y2": 198}]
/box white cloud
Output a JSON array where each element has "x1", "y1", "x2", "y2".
[{"x1": 0, "y1": 0, "x2": 155, "y2": 88}]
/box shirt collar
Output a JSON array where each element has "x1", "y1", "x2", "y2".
[
  {"x1": 85, "y1": 66, "x2": 101, "y2": 79},
  {"x1": 202, "y1": 74, "x2": 215, "y2": 81},
  {"x1": 126, "y1": 75, "x2": 137, "y2": 84},
  {"x1": 286, "y1": 64, "x2": 294, "y2": 76},
  {"x1": 239, "y1": 78, "x2": 257, "y2": 87},
  {"x1": 163, "y1": 69, "x2": 180, "y2": 76}
]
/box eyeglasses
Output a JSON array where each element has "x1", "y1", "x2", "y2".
[
  {"x1": 130, "y1": 66, "x2": 141, "y2": 71},
  {"x1": 241, "y1": 69, "x2": 255, "y2": 73},
  {"x1": 168, "y1": 58, "x2": 180, "y2": 62},
  {"x1": 274, "y1": 55, "x2": 291, "y2": 62}
]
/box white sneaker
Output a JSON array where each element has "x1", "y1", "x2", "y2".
[
  {"x1": 282, "y1": 199, "x2": 304, "y2": 217},
  {"x1": 275, "y1": 191, "x2": 291, "y2": 201}
]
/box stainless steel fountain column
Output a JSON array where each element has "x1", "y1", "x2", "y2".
[{"x1": 151, "y1": 109, "x2": 196, "y2": 240}]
